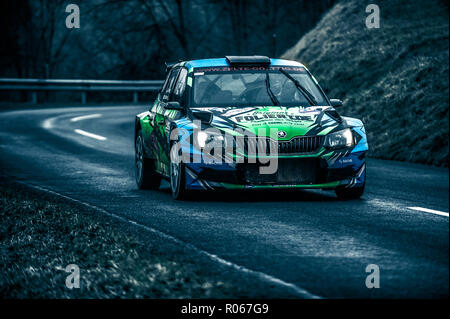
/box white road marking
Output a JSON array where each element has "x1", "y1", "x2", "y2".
[
  {"x1": 70, "y1": 113, "x2": 102, "y2": 122},
  {"x1": 74, "y1": 129, "x2": 107, "y2": 141},
  {"x1": 42, "y1": 117, "x2": 56, "y2": 129},
  {"x1": 407, "y1": 207, "x2": 449, "y2": 217},
  {"x1": 19, "y1": 181, "x2": 321, "y2": 299}
]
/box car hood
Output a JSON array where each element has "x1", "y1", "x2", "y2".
[{"x1": 191, "y1": 105, "x2": 346, "y2": 140}]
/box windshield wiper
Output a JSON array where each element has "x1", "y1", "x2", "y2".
[
  {"x1": 278, "y1": 68, "x2": 317, "y2": 106},
  {"x1": 265, "y1": 69, "x2": 280, "y2": 106}
]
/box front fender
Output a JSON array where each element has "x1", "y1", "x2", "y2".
[{"x1": 136, "y1": 111, "x2": 157, "y2": 158}]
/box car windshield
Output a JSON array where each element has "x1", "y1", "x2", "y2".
[{"x1": 191, "y1": 66, "x2": 328, "y2": 107}]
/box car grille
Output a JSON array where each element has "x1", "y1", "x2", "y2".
[
  {"x1": 278, "y1": 136, "x2": 324, "y2": 154},
  {"x1": 239, "y1": 158, "x2": 319, "y2": 185},
  {"x1": 241, "y1": 135, "x2": 324, "y2": 155}
]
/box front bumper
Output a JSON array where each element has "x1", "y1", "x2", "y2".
[
  {"x1": 183, "y1": 150, "x2": 367, "y2": 191},
  {"x1": 178, "y1": 124, "x2": 368, "y2": 191}
]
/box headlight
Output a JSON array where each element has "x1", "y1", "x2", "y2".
[
  {"x1": 325, "y1": 128, "x2": 353, "y2": 149},
  {"x1": 195, "y1": 131, "x2": 225, "y2": 148}
]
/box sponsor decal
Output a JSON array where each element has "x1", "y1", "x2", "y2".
[
  {"x1": 234, "y1": 112, "x2": 312, "y2": 123},
  {"x1": 339, "y1": 158, "x2": 353, "y2": 164},
  {"x1": 194, "y1": 66, "x2": 306, "y2": 73}
]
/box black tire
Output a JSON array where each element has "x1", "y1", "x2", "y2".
[
  {"x1": 169, "y1": 138, "x2": 188, "y2": 200},
  {"x1": 135, "y1": 130, "x2": 161, "y2": 190},
  {"x1": 335, "y1": 181, "x2": 365, "y2": 200}
]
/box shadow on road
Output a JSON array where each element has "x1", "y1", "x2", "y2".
[{"x1": 156, "y1": 186, "x2": 352, "y2": 203}]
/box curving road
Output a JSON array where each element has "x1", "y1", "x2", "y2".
[{"x1": 0, "y1": 105, "x2": 448, "y2": 298}]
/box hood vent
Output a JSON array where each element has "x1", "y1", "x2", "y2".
[{"x1": 225, "y1": 55, "x2": 271, "y2": 67}]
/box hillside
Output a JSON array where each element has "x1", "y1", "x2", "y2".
[{"x1": 283, "y1": 0, "x2": 449, "y2": 166}]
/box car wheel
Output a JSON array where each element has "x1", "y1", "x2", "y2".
[
  {"x1": 135, "y1": 130, "x2": 161, "y2": 190},
  {"x1": 335, "y1": 180, "x2": 365, "y2": 200},
  {"x1": 169, "y1": 139, "x2": 187, "y2": 200}
]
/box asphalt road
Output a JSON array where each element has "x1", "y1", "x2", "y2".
[{"x1": 0, "y1": 105, "x2": 448, "y2": 298}]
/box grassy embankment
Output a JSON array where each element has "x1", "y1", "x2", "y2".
[
  {"x1": 283, "y1": 0, "x2": 449, "y2": 166},
  {"x1": 0, "y1": 182, "x2": 297, "y2": 298}
]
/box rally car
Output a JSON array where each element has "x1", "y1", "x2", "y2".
[{"x1": 135, "y1": 56, "x2": 368, "y2": 199}]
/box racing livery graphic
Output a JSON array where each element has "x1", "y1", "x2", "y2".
[{"x1": 135, "y1": 56, "x2": 368, "y2": 199}]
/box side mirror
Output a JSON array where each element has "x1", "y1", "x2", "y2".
[
  {"x1": 165, "y1": 101, "x2": 184, "y2": 111},
  {"x1": 330, "y1": 99, "x2": 343, "y2": 108}
]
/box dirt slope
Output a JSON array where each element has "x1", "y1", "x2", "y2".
[{"x1": 283, "y1": 0, "x2": 449, "y2": 166}]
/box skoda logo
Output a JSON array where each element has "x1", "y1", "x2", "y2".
[{"x1": 277, "y1": 130, "x2": 287, "y2": 138}]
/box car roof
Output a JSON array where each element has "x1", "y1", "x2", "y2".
[{"x1": 181, "y1": 57, "x2": 304, "y2": 71}]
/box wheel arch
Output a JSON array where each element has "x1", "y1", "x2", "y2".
[{"x1": 134, "y1": 117, "x2": 142, "y2": 142}]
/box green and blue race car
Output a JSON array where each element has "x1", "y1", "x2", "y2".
[{"x1": 135, "y1": 56, "x2": 368, "y2": 199}]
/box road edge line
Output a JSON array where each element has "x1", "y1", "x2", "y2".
[{"x1": 407, "y1": 206, "x2": 449, "y2": 217}]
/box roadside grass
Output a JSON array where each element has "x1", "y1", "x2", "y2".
[
  {"x1": 283, "y1": 0, "x2": 449, "y2": 166},
  {"x1": 0, "y1": 182, "x2": 298, "y2": 298}
]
